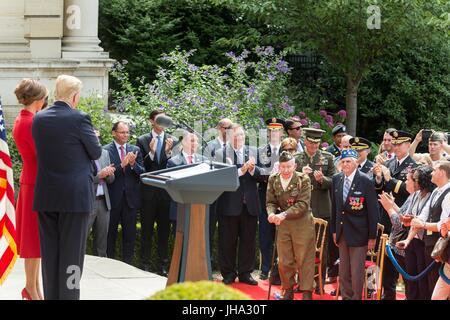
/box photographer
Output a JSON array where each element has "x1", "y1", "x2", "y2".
[{"x1": 409, "y1": 130, "x2": 450, "y2": 164}]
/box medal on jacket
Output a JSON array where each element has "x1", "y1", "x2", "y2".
[
  {"x1": 349, "y1": 196, "x2": 365, "y2": 210},
  {"x1": 287, "y1": 197, "x2": 296, "y2": 206}
]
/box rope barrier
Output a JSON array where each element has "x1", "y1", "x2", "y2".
[
  {"x1": 385, "y1": 244, "x2": 438, "y2": 281},
  {"x1": 439, "y1": 264, "x2": 450, "y2": 285}
]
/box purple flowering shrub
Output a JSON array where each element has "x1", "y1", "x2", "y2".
[{"x1": 109, "y1": 47, "x2": 294, "y2": 135}]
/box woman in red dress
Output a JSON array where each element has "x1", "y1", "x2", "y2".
[{"x1": 12, "y1": 79, "x2": 48, "y2": 300}]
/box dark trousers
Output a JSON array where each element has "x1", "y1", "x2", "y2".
[
  {"x1": 425, "y1": 245, "x2": 440, "y2": 300},
  {"x1": 140, "y1": 187, "x2": 170, "y2": 267},
  {"x1": 107, "y1": 195, "x2": 137, "y2": 265},
  {"x1": 258, "y1": 187, "x2": 276, "y2": 274},
  {"x1": 218, "y1": 204, "x2": 257, "y2": 279},
  {"x1": 38, "y1": 211, "x2": 90, "y2": 300},
  {"x1": 209, "y1": 201, "x2": 219, "y2": 263},
  {"x1": 382, "y1": 251, "x2": 405, "y2": 300},
  {"x1": 405, "y1": 238, "x2": 428, "y2": 300}
]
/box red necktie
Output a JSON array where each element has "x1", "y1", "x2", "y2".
[
  {"x1": 119, "y1": 145, "x2": 125, "y2": 161},
  {"x1": 187, "y1": 155, "x2": 193, "y2": 164}
]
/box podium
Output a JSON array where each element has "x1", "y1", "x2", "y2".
[{"x1": 140, "y1": 162, "x2": 238, "y2": 286}]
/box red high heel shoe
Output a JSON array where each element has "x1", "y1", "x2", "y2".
[{"x1": 21, "y1": 288, "x2": 32, "y2": 300}]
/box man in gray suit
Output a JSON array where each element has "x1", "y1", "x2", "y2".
[{"x1": 88, "y1": 129, "x2": 116, "y2": 257}]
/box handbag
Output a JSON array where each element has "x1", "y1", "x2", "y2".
[{"x1": 431, "y1": 236, "x2": 450, "y2": 263}]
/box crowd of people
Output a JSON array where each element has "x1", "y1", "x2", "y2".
[{"x1": 11, "y1": 76, "x2": 450, "y2": 300}]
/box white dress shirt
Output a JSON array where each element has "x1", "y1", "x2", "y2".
[{"x1": 417, "y1": 181, "x2": 450, "y2": 232}]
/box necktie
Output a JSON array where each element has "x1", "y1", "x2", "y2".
[
  {"x1": 156, "y1": 135, "x2": 162, "y2": 162},
  {"x1": 236, "y1": 150, "x2": 243, "y2": 165},
  {"x1": 394, "y1": 160, "x2": 400, "y2": 172},
  {"x1": 343, "y1": 177, "x2": 351, "y2": 202},
  {"x1": 187, "y1": 155, "x2": 193, "y2": 164},
  {"x1": 119, "y1": 145, "x2": 125, "y2": 161},
  {"x1": 273, "y1": 147, "x2": 278, "y2": 156}
]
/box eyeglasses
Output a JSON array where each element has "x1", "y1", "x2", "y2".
[{"x1": 288, "y1": 126, "x2": 301, "y2": 131}]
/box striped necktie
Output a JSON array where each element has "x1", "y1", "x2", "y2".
[{"x1": 343, "y1": 177, "x2": 351, "y2": 202}]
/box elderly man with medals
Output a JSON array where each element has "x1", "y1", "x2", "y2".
[
  {"x1": 331, "y1": 149, "x2": 379, "y2": 300},
  {"x1": 266, "y1": 151, "x2": 315, "y2": 300}
]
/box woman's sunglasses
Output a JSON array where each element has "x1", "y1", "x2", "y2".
[{"x1": 288, "y1": 126, "x2": 301, "y2": 131}]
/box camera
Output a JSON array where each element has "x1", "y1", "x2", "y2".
[{"x1": 421, "y1": 129, "x2": 432, "y2": 143}]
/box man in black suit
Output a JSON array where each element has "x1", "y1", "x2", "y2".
[
  {"x1": 215, "y1": 123, "x2": 261, "y2": 286},
  {"x1": 374, "y1": 130, "x2": 417, "y2": 300},
  {"x1": 32, "y1": 75, "x2": 102, "y2": 300},
  {"x1": 105, "y1": 121, "x2": 144, "y2": 265},
  {"x1": 257, "y1": 118, "x2": 284, "y2": 280},
  {"x1": 350, "y1": 137, "x2": 374, "y2": 177},
  {"x1": 136, "y1": 110, "x2": 177, "y2": 275},
  {"x1": 331, "y1": 149, "x2": 379, "y2": 300}
]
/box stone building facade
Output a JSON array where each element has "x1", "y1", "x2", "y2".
[{"x1": 0, "y1": 0, "x2": 113, "y2": 122}]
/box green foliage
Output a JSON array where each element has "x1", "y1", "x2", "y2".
[
  {"x1": 99, "y1": 0, "x2": 270, "y2": 87},
  {"x1": 148, "y1": 281, "x2": 251, "y2": 300},
  {"x1": 77, "y1": 96, "x2": 114, "y2": 145},
  {"x1": 6, "y1": 129, "x2": 21, "y2": 193},
  {"x1": 110, "y1": 47, "x2": 294, "y2": 133}
]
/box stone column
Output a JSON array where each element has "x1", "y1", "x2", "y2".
[
  {"x1": 61, "y1": 0, "x2": 107, "y2": 59},
  {"x1": 0, "y1": 0, "x2": 30, "y2": 59}
]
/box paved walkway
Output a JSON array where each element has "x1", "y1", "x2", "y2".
[{"x1": 0, "y1": 255, "x2": 167, "y2": 300}]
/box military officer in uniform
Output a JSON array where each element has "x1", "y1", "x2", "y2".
[
  {"x1": 267, "y1": 151, "x2": 315, "y2": 300},
  {"x1": 373, "y1": 129, "x2": 417, "y2": 300},
  {"x1": 350, "y1": 137, "x2": 374, "y2": 177},
  {"x1": 326, "y1": 124, "x2": 347, "y2": 158},
  {"x1": 257, "y1": 118, "x2": 285, "y2": 281},
  {"x1": 295, "y1": 128, "x2": 337, "y2": 289}
]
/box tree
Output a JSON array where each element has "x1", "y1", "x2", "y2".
[
  {"x1": 99, "y1": 0, "x2": 271, "y2": 86},
  {"x1": 212, "y1": 0, "x2": 450, "y2": 135}
]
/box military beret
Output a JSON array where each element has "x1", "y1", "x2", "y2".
[
  {"x1": 332, "y1": 124, "x2": 347, "y2": 136},
  {"x1": 265, "y1": 117, "x2": 286, "y2": 130},
  {"x1": 340, "y1": 149, "x2": 358, "y2": 160},
  {"x1": 389, "y1": 130, "x2": 413, "y2": 145},
  {"x1": 303, "y1": 128, "x2": 325, "y2": 143},
  {"x1": 350, "y1": 137, "x2": 372, "y2": 150},
  {"x1": 279, "y1": 151, "x2": 295, "y2": 163}
]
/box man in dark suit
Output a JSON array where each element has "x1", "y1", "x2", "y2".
[
  {"x1": 331, "y1": 149, "x2": 379, "y2": 300},
  {"x1": 350, "y1": 137, "x2": 374, "y2": 177},
  {"x1": 88, "y1": 129, "x2": 115, "y2": 257},
  {"x1": 215, "y1": 123, "x2": 261, "y2": 286},
  {"x1": 32, "y1": 75, "x2": 102, "y2": 300},
  {"x1": 256, "y1": 118, "x2": 284, "y2": 280},
  {"x1": 136, "y1": 110, "x2": 177, "y2": 275},
  {"x1": 284, "y1": 116, "x2": 305, "y2": 153},
  {"x1": 167, "y1": 131, "x2": 207, "y2": 230},
  {"x1": 326, "y1": 124, "x2": 347, "y2": 159},
  {"x1": 105, "y1": 121, "x2": 144, "y2": 265},
  {"x1": 374, "y1": 129, "x2": 417, "y2": 299}
]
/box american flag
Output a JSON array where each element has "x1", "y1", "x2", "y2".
[{"x1": 0, "y1": 97, "x2": 17, "y2": 285}]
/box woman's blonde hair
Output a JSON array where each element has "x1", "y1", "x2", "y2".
[
  {"x1": 280, "y1": 137, "x2": 298, "y2": 152},
  {"x1": 55, "y1": 75, "x2": 82, "y2": 101},
  {"x1": 14, "y1": 78, "x2": 48, "y2": 106}
]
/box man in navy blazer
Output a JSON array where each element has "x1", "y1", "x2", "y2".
[
  {"x1": 32, "y1": 75, "x2": 102, "y2": 300},
  {"x1": 105, "y1": 121, "x2": 144, "y2": 265},
  {"x1": 136, "y1": 110, "x2": 178, "y2": 275},
  {"x1": 331, "y1": 149, "x2": 379, "y2": 300},
  {"x1": 214, "y1": 123, "x2": 261, "y2": 286}
]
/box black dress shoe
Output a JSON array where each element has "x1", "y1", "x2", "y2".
[
  {"x1": 239, "y1": 275, "x2": 258, "y2": 286},
  {"x1": 281, "y1": 289, "x2": 294, "y2": 300},
  {"x1": 302, "y1": 291, "x2": 313, "y2": 300},
  {"x1": 223, "y1": 276, "x2": 235, "y2": 285},
  {"x1": 259, "y1": 272, "x2": 269, "y2": 280}
]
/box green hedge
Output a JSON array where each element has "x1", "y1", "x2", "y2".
[{"x1": 148, "y1": 280, "x2": 250, "y2": 300}]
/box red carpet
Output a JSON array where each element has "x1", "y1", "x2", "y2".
[{"x1": 228, "y1": 280, "x2": 406, "y2": 300}]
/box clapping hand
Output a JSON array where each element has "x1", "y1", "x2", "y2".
[
  {"x1": 414, "y1": 129, "x2": 423, "y2": 144},
  {"x1": 313, "y1": 167, "x2": 324, "y2": 183},
  {"x1": 127, "y1": 151, "x2": 138, "y2": 166},
  {"x1": 246, "y1": 157, "x2": 256, "y2": 173},
  {"x1": 165, "y1": 138, "x2": 174, "y2": 153},
  {"x1": 378, "y1": 191, "x2": 395, "y2": 212},
  {"x1": 302, "y1": 164, "x2": 313, "y2": 175},
  {"x1": 381, "y1": 165, "x2": 391, "y2": 181},
  {"x1": 99, "y1": 164, "x2": 115, "y2": 178},
  {"x1": 149, "y1": 138, "x2": 156, "y2": 154}
]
